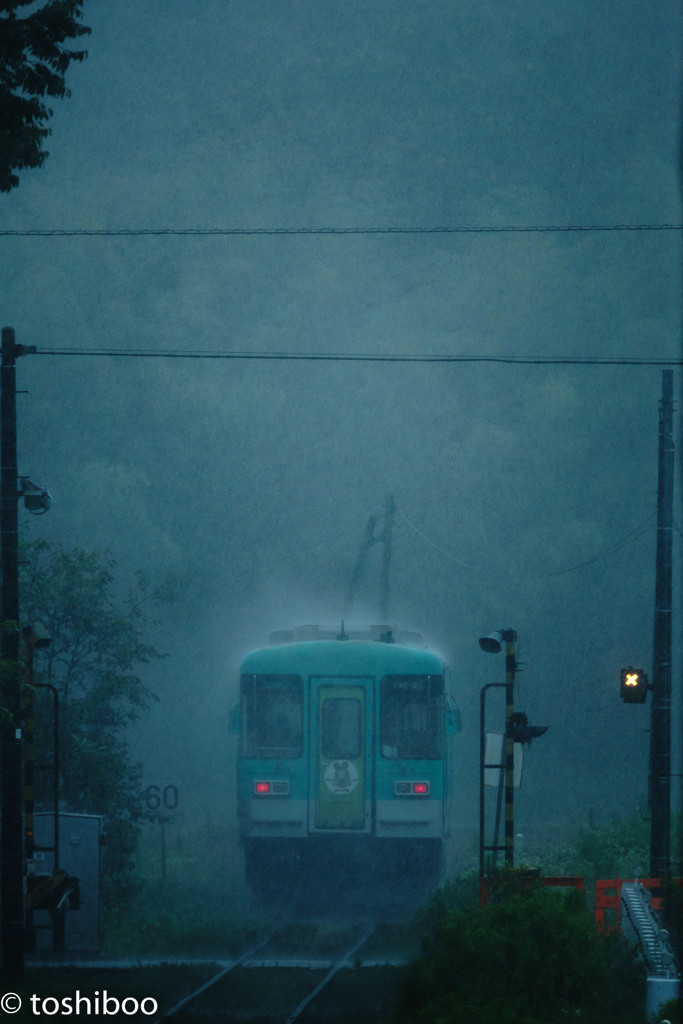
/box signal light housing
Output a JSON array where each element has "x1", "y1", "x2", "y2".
[
  {"x1": 253, "y1": 780, "x2": 289, "y2": 795},
  {"x1": 395, "y1": 781, "x2": 430, "y2": 796},
  {"x1": 508, "y1": 711, "x2": 548, "y2": 745},
  {"x1": 620, "y1": 668, "x2": 648, "y2": 704}
]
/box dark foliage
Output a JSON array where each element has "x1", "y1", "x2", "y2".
[
  {"x1": 0, "y1": 0, "x2": 90, "y2": 191},
  {"x1": 396, "y1": 876, "x2": 645, "y2": 1024},
  {"x1": 661, "y1": 869, "x2": 683, "y2": 967},
  {"x1": 20, "y1": 538, "x2": 177, "y2": 881}
]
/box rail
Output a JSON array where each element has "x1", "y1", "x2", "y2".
[
  {"x1": 620, "y1": 881, "x2": 680, "y2": 1020},
  {"x1": 153, "y1": 936, "x2": 271, "y2": 1021},
  {"x1": 283, "y1": 924, "x2": 376, "y2": 1024},
  {"x1": 620, "y1": 882, "x2": 678, "y2": 978},
  {"x1": 154, "y1": 924, "x2": 377, "y2": 1022}
]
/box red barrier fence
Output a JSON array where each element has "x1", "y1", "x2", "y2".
[
  {"x1": 595, "y1": 877, "x2": 682, "y2": 932},
  {"x1": 480, "y1": 874, "x2": 681, "y2": 931},
  {"x1": 480, "y1": 873, "x2": 585, "y2": 905}
]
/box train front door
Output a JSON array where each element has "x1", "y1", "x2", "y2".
[{"x1": 310, "y1": 680, "x2": 369, "y2": 831}]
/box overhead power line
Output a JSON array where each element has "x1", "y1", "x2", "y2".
[
  {"x1": 1, "y1": 223, "x2": 682, "y2": 238},
  {"x1": 30, "y1": 348, "x2": 683, "y2": 365},
  {"x1": 396, "y1": 508, "x2": 657, "y2": 581}
]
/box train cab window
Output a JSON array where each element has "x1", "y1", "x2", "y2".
[
  {"x1": 241, "y1": 674, "x2": 303, "y2": 758},
  {"x1": 321, "y1": 698, "x2": 361, "y2": 760},
  {"x1": 380, "y1": 675, "x2": 444, "y2": 759}
]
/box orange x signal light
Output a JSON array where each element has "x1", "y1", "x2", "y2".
[{"x1": 620, "y1": 667, "x2": 648, "y2": 704}]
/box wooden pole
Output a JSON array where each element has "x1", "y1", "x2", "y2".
[
  {"x1": 649, "y1": 370, "x2": 674, "y2": 877},
  {"x1": 0, "y1": 326, "x2": 24, "y2": 984}
]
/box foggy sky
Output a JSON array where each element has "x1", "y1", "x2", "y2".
[{"x1": 2, "y1": 0, "x2": 681, "y2": 844}]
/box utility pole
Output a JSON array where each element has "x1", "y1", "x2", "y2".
[
  {"x1": 1, "y1": 326, "x2": 24, "y2": 985},
  {"x1": 649, "y1": 369, "x2": 674, "y2": 878},
  {"x1": 0, "y1": 328, "x2": 44, "y2": 982},
  {"x1": 343, "y1": 514, "x2": 377, "y2": 617},
  {"x1": 344, "y1": 494, "x2": 395, "y2": 624},
  {"x1": 379, "y1": 494, "x2": 394, "y2": 622}
]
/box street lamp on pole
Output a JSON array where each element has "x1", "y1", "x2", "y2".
[{"x1": 479, "y1": 630, "x2": 518, "y2": 870}]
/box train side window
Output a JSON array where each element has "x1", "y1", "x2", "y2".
[
  {"x1": 380, "y1": 675, "x2": 444, "y2": 759},
  {"x1": 241, "y1": 674, "x2": 303, "y2": 758},
  {"x1": 321, "y1": 698, "x2": 361, "y2": 760}
]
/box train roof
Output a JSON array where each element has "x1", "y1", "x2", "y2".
[
  {"x1": 268, "y1": 623, "x2": 425, "y2": 646},
  {"x1": 241, "y1": 638, "x2": 445, "y2": 676}
]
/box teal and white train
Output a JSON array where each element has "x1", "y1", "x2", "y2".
[{"x1": 231, "y1": 625, "x2": 460, "y2": 898}]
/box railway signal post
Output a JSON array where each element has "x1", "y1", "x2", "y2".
[
  {"x1": 479, "y1": 629, "x2": 518, "y2": 870},
  {"x1": 479, "y1": 629, "x2": 547, "y2": 880}
]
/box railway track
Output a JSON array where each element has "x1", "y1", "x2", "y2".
[
  {"x1": 153, "y1": 936, "x2": 272, "y2": 1021},
  {"x1": 154, "y1": 923, "x2": 379, "y2": 1022}
]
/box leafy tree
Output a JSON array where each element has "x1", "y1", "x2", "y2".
[
  {"x1": 0, "y1": 0, "x2": 90, "y2": 192},
  {"x1": 20, "y1": 538, "x2": 177, "y2": 880},
  {"x1": 0, "y1": 618, "x2": 30, "y2": 724},
  {"x1": 397, "y1": 877, "x2": 645, "y2": 1024},
  {"x1": 529, "y1": 811, "x2": 650, "y2": 884},
  {"x1": 569, "y1": 811, "x2": 651, "y2": 881}
]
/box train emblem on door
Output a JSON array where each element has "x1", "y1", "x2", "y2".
[{"x1": 324, "y1": 760, "x2": 359, "y2": 794}]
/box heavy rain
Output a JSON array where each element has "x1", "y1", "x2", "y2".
[{"x1": 1, "y1": 1, "x2": 681, "y2": 1020}]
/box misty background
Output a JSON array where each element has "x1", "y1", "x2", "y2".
[{"x1": 2, "y1": 1, "x2": 681, "y2": 861}]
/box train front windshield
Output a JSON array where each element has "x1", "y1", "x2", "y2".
[
  {"x1": 380, "y1": 674, "x2": 444, "y2": 759},
  {"x1": 241, "y1": 674, "x2": 303, "y2": 758},
  {"x1": 322, "y1": 698, "x2": 362, "y2": 760}
]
